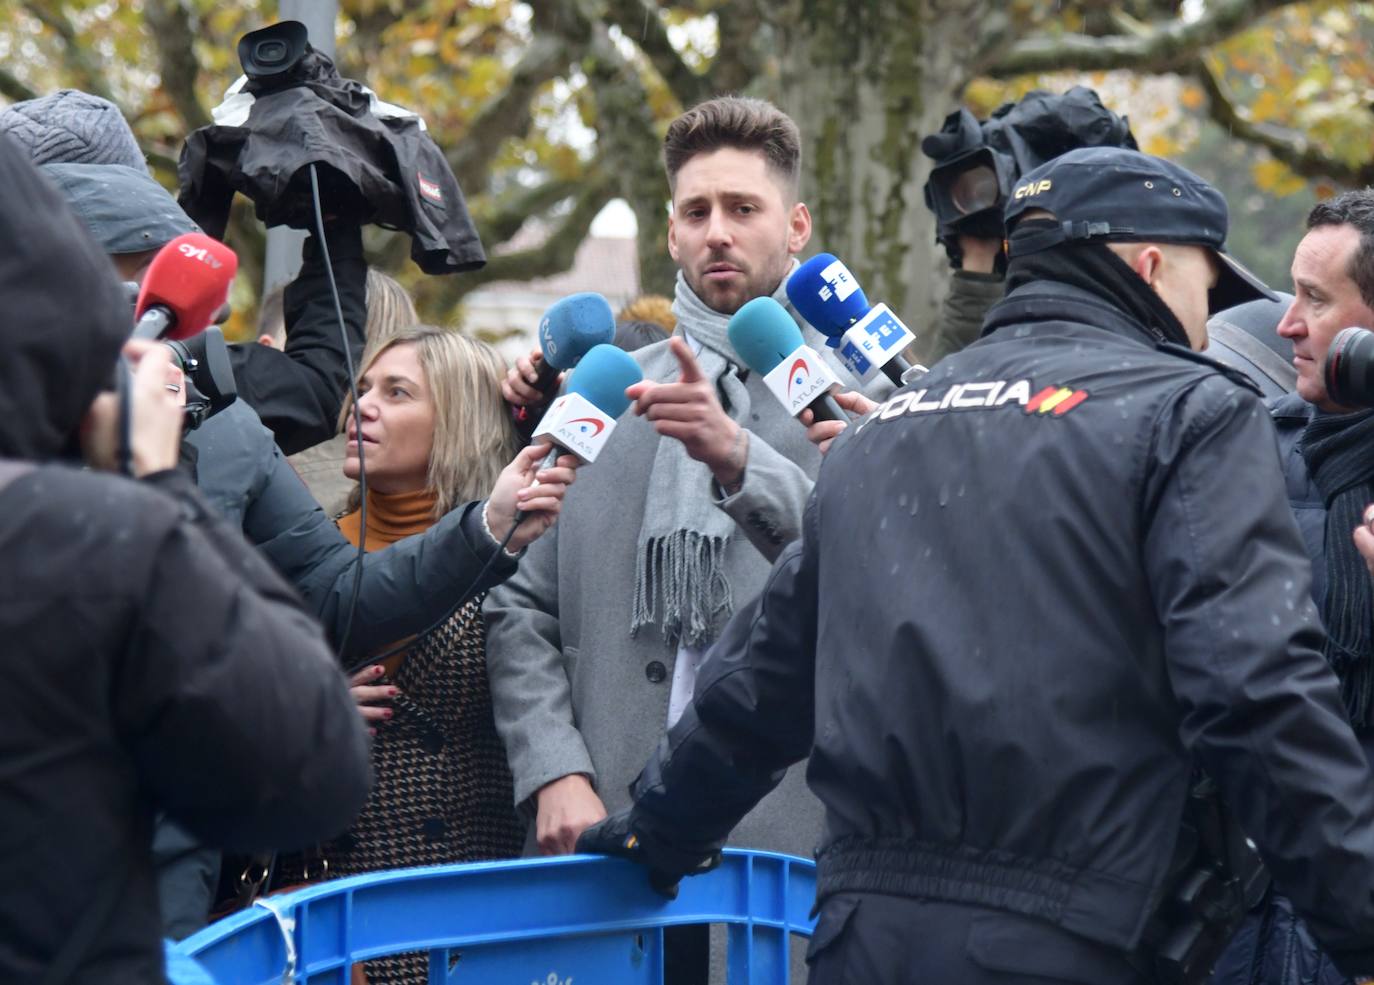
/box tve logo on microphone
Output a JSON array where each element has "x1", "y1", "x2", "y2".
[
  {"x1": 532, "y1": 393, "x2": 618, "y2": 462},
  {"x1": 539, "y1": 314, "x2": 559, "y2": 361},
  {"x1": 765, "y1": 344, "x2": 839, "y2": 415}
]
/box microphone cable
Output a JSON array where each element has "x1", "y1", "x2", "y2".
[{"x1": 308, "y1": 162, "x2": 368, "y2": 659}]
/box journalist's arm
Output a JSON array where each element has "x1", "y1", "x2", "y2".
[
  {"x1": 228, "y1": 225, "x2": 367, "y2": 455},
  {"x1": 243, "y1": 438, "x2": 577, "y2": 663},
  {"x1": 125, "y1": 468, "x2": 371, "y2": 849}
]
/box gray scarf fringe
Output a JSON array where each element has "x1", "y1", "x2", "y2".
[{"x1": 632, "y1": 530, "x2": 734, "y2": 647}]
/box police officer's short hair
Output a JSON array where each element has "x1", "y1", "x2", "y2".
[{"x1": 1307, "y1": 190, "x2": 1374, "y2": 308}]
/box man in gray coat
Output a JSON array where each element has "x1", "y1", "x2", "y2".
[{"x1": 487, "y1": 97, "x2": 888, "y2": 873}]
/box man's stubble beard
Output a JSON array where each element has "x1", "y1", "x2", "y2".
[{"x1": 684, "y1": 240, "x2": 793, "y2": 317}]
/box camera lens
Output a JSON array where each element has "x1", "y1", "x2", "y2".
[
  {"x1": 1325, "y1": 326, "x2": 1374, "y2": 409},
  {"x1": 951, "y1": 165, "x2": 1000, "y2": 215},
  {"x1": 254, "y1": 39, "x2": 288, "y2": 64},
  {"x1": 238, "y1": 21, "x2": 309, "y2": 80}
]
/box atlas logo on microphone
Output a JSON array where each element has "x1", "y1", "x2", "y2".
[
  {"x1": 532, "y1": 393, "x2": 618, "y2": 463},
  {"x1": 569, "y1": 417, "x2": 606, "y2": 436},
  {"x1": 763, "y1": 343, "x2": 839, "y2": 416}
]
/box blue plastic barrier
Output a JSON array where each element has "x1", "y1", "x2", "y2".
[{"x1": 172, "y1": 849, "x2": 816, "y2": 984}]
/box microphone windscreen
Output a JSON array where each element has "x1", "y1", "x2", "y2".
[
  {"x1": 786, "y1": 253, "x2": 869, "y2": 337},
  {"x1": 134, "y1": 233, "x2": 238, "y2": 341},
  {"x1": 727, "y1": 297, "x2": 805, "y2": 375},
  {"x1": 540, "y1": 292, "x2": 617, "y2": 370},
  {"x1": 566, "y1": 343, "x2": 642, "y2": 419}
]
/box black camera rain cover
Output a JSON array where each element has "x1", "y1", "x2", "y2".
[
  {"x1": 177, "y1": 47, "x2": 485, "y2": 276},
  {"x1": 981, "y1": 86, "x2": 1137, "y2": 177}
]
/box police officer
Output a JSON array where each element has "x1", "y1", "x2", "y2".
[{"x1": 578, "y1": 147, "x2": 1374, "y2": 984}]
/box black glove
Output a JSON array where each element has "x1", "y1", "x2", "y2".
[{"x1": 575, "y1": 808, "x2": 722, "y2": 899}]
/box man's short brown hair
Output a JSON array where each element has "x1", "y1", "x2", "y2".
[{"x1": 663, "y1": 96, "x2": 801, "y2": 198}]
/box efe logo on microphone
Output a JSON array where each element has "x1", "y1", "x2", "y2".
[{"x1": 817, "y1": 259, "x2": 860, "y2": 303}]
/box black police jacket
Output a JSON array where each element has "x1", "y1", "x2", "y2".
[{"x1": 625, "y1": 280, "x2": 1374, "y2": 975}]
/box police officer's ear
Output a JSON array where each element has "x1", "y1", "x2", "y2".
[{"x1": 1108, "y1": 242, "x2": 1164, "y2": 289}]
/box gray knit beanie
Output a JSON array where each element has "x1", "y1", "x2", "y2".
[{"x1": 0, "y1": 89, "x2": 147, "y2": 172}]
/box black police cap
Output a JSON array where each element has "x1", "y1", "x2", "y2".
[{"x1": 1004, "y1": 146, "x2": 1276, "y2": 314}]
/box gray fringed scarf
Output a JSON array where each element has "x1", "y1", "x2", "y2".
[{"x1": 631, "y1": 267, "x2": 796, "y2": 646}]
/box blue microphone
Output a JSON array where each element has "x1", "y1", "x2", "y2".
[
  {"x1": 786, "y1": 254, "x2": 918, "y2": 386},
  {"x1": 565, "y1": 343, "x2": 640, "y2": 418},
  {"x1": 530, "y1": 342, "x2": 642, "y2": 469},
  {"x1": 516, "y1": 293, "x2": 617, "y2": 428},
  {"x1": 787, "y1": 253, "x2": 869, "y2": 332},
  {"x1": 727, "y1": 297, "x2": 848, "y2": 424},
  {"x1": 537, "y1": 293, "x2": 617, "y2": 382}
]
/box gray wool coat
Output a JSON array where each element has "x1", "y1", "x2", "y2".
[{"x1": 485, "y1": 330, "x2": 889, "y2": 860}]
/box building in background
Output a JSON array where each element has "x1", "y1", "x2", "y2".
[{"x1": 462, "y1": 207, "x2": 640, "y2": 360}]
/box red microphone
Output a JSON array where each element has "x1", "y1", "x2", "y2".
[{"x1": 132, "y1": 233, "x2": 238, "y2": 341}]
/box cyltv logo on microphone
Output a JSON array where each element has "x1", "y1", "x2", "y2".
[
  {"x1": 532, "y1": 393, "x2": 617, "y2": 462},
  {"x1": 178, "y1": 241, "x2": 223, "y2": 270}
]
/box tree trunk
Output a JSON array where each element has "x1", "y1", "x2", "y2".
[
  {"x1": 584, "y1": 30, "x2": 678, "y2": 299},
  {"x1": 776, "y1": 0, "x2": 995, "y2": 347}
]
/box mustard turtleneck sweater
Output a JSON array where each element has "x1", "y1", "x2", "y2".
[{"x1": 336, "y1": 486, "x2": 438, "y2": 552}]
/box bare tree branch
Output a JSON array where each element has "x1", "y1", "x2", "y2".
[
  {"x1": 983, "y1": 0, "x2": 1304, "y2": 76},
  {"x1": 449, "y1": 37, "x2": 572, "y2": 193},
  {"x1": 475, "y1": 174, "x2": 589, "y2": 246},
  {"x1": 602, "y1": 0, "x2": 713, "y2": 107},
  {"x1": 142, "y1": 0, "x2": 211, "y2": 130},
  {"x1": 430, "y1": 169, "x2": 617, "y2": 308},
  {"x1": 709, "y1": 0, "x2": 765, "y2": 95},
  {"x1": 582, "y1": 21, "x2": 676, "y2": 293},
  {"x1": 1192, "y1": 57, "x2": 1374, "y2": 187},
  {"x1": 0, "y1": 66, "x2": 38, "y2": 102},
  {"x1": 21, "y1": 1, "x2": 122, "y2": 107}
]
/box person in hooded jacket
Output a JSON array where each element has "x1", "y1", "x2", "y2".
[
  {"x1": 29, "y1": 102, "x2": 581, "y2": 940},
  {"x1": 579, "y1": 148, "x2": 1374, "y2": 984},
  {"x1": 0, "y1": 87, "x2": 370, "y2": 455},
  {"x1": 0, "y1": 133, "x2": 372, "y2": 983}
]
